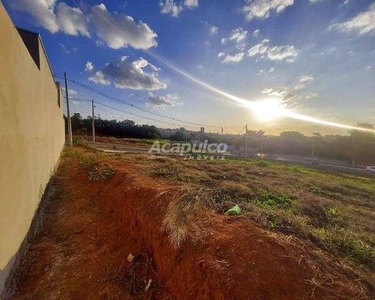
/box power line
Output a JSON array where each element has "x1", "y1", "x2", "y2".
[
  {"x1": 71, "y1": 97, "x2": 248, "y2": 133},
  {"x1": 56, "y1": 74, "x2": 244, "y2": 130},
  {"x1": 71, "y1": 97, "x2": 248, "y2": 132},
  {"x1": 71, "y1": 97, "x2": 201, "y2": 129},
  {"x1": 96, "y1": 101, "x2": 201, "y2": 129}
]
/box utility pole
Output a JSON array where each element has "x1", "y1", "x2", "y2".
[
  {"x1": 311, "y1": 139, "x2": 315, "y2": 158},
  {"x1": 64, "y1": 72, "x2": 73, "y2": 146},
  {"x1": 245, "y1": 124, "x2": 248, "y2": 157},
  {"x1": 92, "y1": 99, "x2": 96, "y2": 143}
]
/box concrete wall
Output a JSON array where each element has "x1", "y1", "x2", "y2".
[{"x1": 0, "y1": 3, "x2": 65, "y2": 292}]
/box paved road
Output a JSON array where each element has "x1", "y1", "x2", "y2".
[
  {"x1": 268, "y1": 157, "x2": 368, "y2": 176},
  {"x1": 87, "y1": 142, "x2": 149, "y2": 153},
  {"x1": 87, "y1": 142, "x2": 373, "y2": 177}
]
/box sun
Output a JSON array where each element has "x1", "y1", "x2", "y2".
[{"x1": 249, "y1": 98, "x2": 286, "y2": 121}]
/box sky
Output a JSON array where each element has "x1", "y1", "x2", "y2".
[{"x1": 3, "y1": 0, "x2": 375, "y2": 136}]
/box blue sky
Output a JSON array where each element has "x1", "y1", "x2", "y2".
[{"x1": 3, "y1": 0, "x2": 375, "y2": 135}]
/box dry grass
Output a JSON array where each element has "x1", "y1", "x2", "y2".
[
  {"x1": 161, "y1": 188, "x2": 212, "y2": 248},
  {"x1": 75, "y1": 149, "x2": 375, "y2": 285},
  {"x1": 118, "y1": 154, "x2": 375, "y2": 270}
]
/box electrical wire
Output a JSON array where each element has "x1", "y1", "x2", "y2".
[
  {"x1": 57, "y1": 74, "x2": 244, "y2": 130},
  {"x1": 70, "y1": 97, "x2": 201, "y2": 130}
]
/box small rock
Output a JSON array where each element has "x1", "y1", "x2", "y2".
[
  {"x1": 127, "y1": 253, "x2": 134, "y2": 263},
  {"x1": 145, "y1": 279, "x2": 152, "y2": 292}
]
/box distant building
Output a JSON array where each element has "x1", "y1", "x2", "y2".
[{"x1": 158, "y1": 128, "x2": 179, "y2": 138}]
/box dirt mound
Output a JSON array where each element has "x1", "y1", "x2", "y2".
[{"x1": 9, "y1": 151, "x2": 373, "y2": 299}]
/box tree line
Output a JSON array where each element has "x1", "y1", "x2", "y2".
[
  {"x1": 65, "y1": 113, "x2": 161, "y2": 139},
  {"x1": 164, "y1": 125, "x2": 375, "y2": 165},
  {"x1": 65, "y1": 114, "x2": 375, "y2": 165}
]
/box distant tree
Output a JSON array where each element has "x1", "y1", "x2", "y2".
[
  {"x1": 64, "y1": 115, "x2": 161, "y2": 140},
  {"x1": 63, "y1": 115, "x2": 375, "y2": 164},
  {"x1": 280, "y1": 131, "x2": 305, "y2": 139},
  {"x1": 171, "y1": 130, "x2": 187, "y2": 141},
  {"x1": 71, "y1": 113, "x2": 84, "y2": 132},
  {"x1": 348, "y1": 123, "x2": 375, "y2": 165}
]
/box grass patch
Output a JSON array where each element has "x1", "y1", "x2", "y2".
[
  {"x1": 73, "y1": 148, "x2": 375, "y2": 277},
  {"x1": 253, "y1": 189, "x2": 296, "y2": 211},
  {"x1": 73, "y1": 137, "x2": 85, "y2": 146},
  {"x1": 315, "y1": 228, "x2": 375, "y2": 270},
  {"x1": 65, "y1": 149, "x2": 114, "y2": 182},
  {"x1": 78, "y1": 156, "x2": 96, "y2": 169},
  {"x1": 88, "y1": 164, "x2": 115, "y2": 182},
  {"x1": 254, "y1": 160, "x2": 270, "y2": 167}
]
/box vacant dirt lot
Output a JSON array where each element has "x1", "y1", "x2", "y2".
[{"x1": 8, "y1": 147, "x2": 375, "y2": 299}]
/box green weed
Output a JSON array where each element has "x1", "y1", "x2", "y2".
[{"x1": 253, "y1": 189, "x2": 296, "y2": 211}]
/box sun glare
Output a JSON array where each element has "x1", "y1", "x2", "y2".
[
  {"x1": 148, "y1": 51, "x2": 375, "y2": 133},
  {"x1": 249, "y1": 98, "x2": 286, "y2": 121}
]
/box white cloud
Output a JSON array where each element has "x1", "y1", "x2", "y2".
[
  {"x1": 62, "y1": 87, "x2": 78, "y2": 98},
  {"x1": 59, "y1": 43, "x2": 77, "y2": 54},
  {"x1": 69, "y1": 89, "x2": 78, "y2": 95},
  {"x1": 262, "y1": 88, "x2": 287, "y2": 97},
  {"x1": 294, "y1": 84, "x2": 305, "y2": 91},
  {"x1": 160, "y1": 0, "x2": 183, "y2": 17},
  {"x1": 248, "y1": 39, "x2": 299, "y2": 61},
  {"x1": 10, "y1": 0, "x2": 89, "y2": 36},
  {"x1": 10, "y1": 1, "x2": 157, "y2": 50},
  {"x1": 89, "y1": 71, "x2": 111, "y2": 86},
  {"x1": 243, "y1": 0, "x2": 294, "y2": 21},
  {"x1": 90, "y1": 4, "x2": 157, "y2": 49},
  {"x1": 294, "y1": 75, "x2": 314, "y2": 90},
  {"x1": 10, "y1": 0, "x2": 59, "y2": 33},
  {"x1": 89, "y1": 56, "x2": 167, "y2": 90},
  {"x1": 85, "y1": 61, "x2": 94, "y2": 71},
  {"x1": 248, "y1": 42, "x2": 269, "y2": 57},
  {"x1": 299, "y1": 75, "x2": 314, "y2": 83},
  {"x1": 305, "y1": 92, "x2": 319, "y2": 99},
  {"x1": 267, "y1": 45, "x2": 299, "y2": 60},
  {"x1": 146, "y1": 92, "x2": 181, "y2": 109},
  {"x1": 160, "y1": 0, "x2": 198, "y2": 17},
  {"x1": 258, "y1": 67, "x2": 275, "y2": 75},
  {"x1": 184, "y1": 0, "x2": 199, "y2": 8},
  {"x1": 217, "y1": 52, "x2": 225, "y2": 58},
  {"x1": 210, "y1": 25, "x2": 219, "y2": 35},
  {"x1": 236, "y1": 43, "x2": 247, "y2": 52},
  {"x1": 262, "y1": 88, "x2": 274, "y2": 94},
  {"x1": 366, "y1": 66, "x2": 373, "y2": 70},
  {"x1": 328, "y1": 3, "x2": 375, "y2": 35},
  {"x1": 222, "y1": 52, "x2": 244, "y2": 63},
  {"x1": 221, "y1": 27, "x2": 248, "y2": 44},
  {"x1": 253, "y1": 29, "x2": 260, "y2": 37},
  {"x1": 56, "y1": 2, "x2": 89, "y2": 37},
  {"x1": 312, "y1": 0, "x2": 348, "y2": 4}
]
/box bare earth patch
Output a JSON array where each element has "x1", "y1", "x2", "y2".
[{"x1": 8, "y1": 147, "x2": 375, "y2": 299}]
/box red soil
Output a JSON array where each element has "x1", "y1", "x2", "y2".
[{"x1": 9, "y1": 150, "x2": 372, "y2": 299}]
